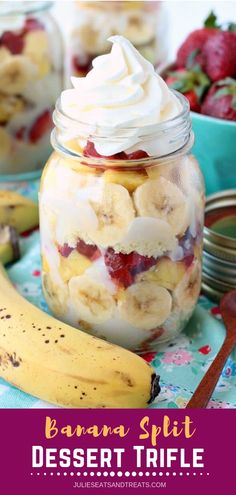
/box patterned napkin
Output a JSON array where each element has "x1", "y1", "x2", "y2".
[{"x1": 0, "y1": 179, "x2": 235, "y2": 409}]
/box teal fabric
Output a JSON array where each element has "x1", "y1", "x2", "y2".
[{"x1": 0, "y1": 179, "x2": 236, "y2": 409}]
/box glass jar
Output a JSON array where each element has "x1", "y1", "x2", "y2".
[
  {"x1": 39, "y1": 92, "x2": 204, "y2": 353},
  {"x1": 67, "y1": 1, "x2": 168, "y2": 79},
  {"x1": 0, "y1": 1, "x2": 63, "y2": 178}
]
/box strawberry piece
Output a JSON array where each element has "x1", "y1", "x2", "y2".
[
  {"x1": 24, "y1": 17, "x2": 44, "y2": 33},
  {"x1": 58, "y1": 244, "x2": 74, "y2": 257},
  {"x1": 176, "y1": 28, "x2": 218, "y2": 69},
  {"x1": 83, "y1": 141, "x2": 126, "y2": 160},
  {"x1": 84, "y1": 141, "x2": 149, "y2": 160},
  {"x1": 126, "y1": 150, "x2": 149, "y2": 160},
  {"x1": 72, "y1": 54, "x2": 93, "y2": 75},
  {"x1": 142, "y1": 352, "x2": 156, "y2": 362},
  {"x1": 76, "y1": 239, "x2": 101, "y2": 261},
  {"x1": 202, "y1": 31, "x2": 236, "y2": 82},
  {"x1": 29, "y1": 110, "x2": 52, "y2": 144},
  {"x1": 0, "y1": 31, "x2": 24, "y2": 54},
  {"x1": 104, "y1": 248, "x2": 157, "y2": 288},
  {"x1": 201, "y1": 79, "x2": 236, "y2": 121},
  {"x1": 166, "y1": 68, "x2": 210, "y2": 112}
]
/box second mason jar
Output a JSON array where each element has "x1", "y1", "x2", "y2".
[
  {"x1": 39, "y1": 93, "x2": 204, "y2": 353},
  {"x1": 0, "y1": 1, "x2": 63, "y2": 177}
]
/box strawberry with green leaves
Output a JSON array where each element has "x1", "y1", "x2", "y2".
[
  {"x1": 166, "y1": 68, "x2": 210, "y2": 112},
  {"x1": 201, "y1": 78, "x2": 236, "y2": 120}
]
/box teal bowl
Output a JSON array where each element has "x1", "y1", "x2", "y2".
[{"x1": 191, "y1": 112, "x2": 236, "y2": 195}]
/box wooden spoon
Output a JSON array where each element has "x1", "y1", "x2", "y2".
[{"x1": 187, "y1": 290, "x2": 236, "y2": 408}]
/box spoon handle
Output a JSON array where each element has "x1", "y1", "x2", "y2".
[{"x1": 186, "y1": 336, "x2": 236, "y2": 408}]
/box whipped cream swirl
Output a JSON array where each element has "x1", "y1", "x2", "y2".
[{"x1": 61, "y1": 36, "x2": 183, "y2": 155}]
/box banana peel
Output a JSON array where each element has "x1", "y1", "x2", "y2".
[
  {"x1": 0, "y1": 190, "x2": 39, "y2": 233},
  {"x1": 0, "y1": 263, "x2": 160, "y2": 408}
]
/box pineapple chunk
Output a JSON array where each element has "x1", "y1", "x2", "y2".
[
  {"x1": 104, "y1": 169, "x2": 146, "y2": 192},
  {"x1": 139, "y1": 258, "x2": 186, "y2": 291},
  {"x1": 59, "y1": 250, "x2": 92, "y2": 283}
]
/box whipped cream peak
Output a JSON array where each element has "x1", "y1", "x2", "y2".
[{"x1": 61, "y1": 36, "x2": 184, "y2": 156}]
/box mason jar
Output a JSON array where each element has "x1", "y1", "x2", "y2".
[
  {"x1": 39, "y1": 91, "x2": 204, "y2": 353},
  {"x1": 0, "y1": 1, "x2": 63, "y2": 177},
  {"x1": 68, "y1": 1, "x2": 168, "y2": 79}
]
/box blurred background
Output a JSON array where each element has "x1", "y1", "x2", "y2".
[{"x1": 53, "y1": 0, "x2": 236, "y2": 61}]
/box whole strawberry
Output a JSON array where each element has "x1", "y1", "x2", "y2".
[
  {"x1": 166, "y1": 68, "x2": 210, "y2": 112},
  {"x1": 201, "y1": 78, "x2": 236, "y2": 120},
  {"x1": 176, "y1": 28, "x2": 218, "y2": 69},
  {"x1": 202, "y1": 31, "x2": 236, "y2": 81}
]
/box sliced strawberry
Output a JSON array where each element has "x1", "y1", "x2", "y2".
[
  {"x1": 24, "y1": 17, "x2": 44, "y2": 33},
  {"x1": 126, "y1": 150, "x2": 149, "y2": 160},
  {"x1": 0, "y1": 31, "x2": 24, "y2": 54},
  {"x1": 76, "y1": 239, "x2": 101, "y2": 261},
  {"x1": 58, "y1": 244, "x2": 74, "y2": 257},
  {"x1": 202, "y1": 31, "x2": 236, "y2": 82},
  {"x1": 72, "y1": 54, "x2": 93, "y2": 75},
  {"x1": 201, "y1": 79, "x2": 236, "y2": 121},
  {"x1": 83, "y1": 141, "x2": 126, "y2": 160},
  {"x1": 29, "y1": 110, "x2": 52, "y2": 144},
  {"x1": 166, "y1": 68, "x2": 210, "y2": 112},
  {"x1": 104, "y1": 248, "x2": 157, "y2": 288}
]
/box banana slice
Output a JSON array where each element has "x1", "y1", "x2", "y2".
[
  {"x1": 43, "y1": 272, "x2": 68, "y2": 317},
  {"x1": 68, "y1": 274, "x2": 115, "y2": 324},
  {"x1": 103, "y1": 169, "x2": 147, "y2": 193},
  {"x1": 24, "y1": 30, "x2": 51, "y2": 78},
  {"x1": 0, "y1": 93, "x2": 24, "y2": 123},
  {"x1": 0, "y1": 56, "x2": 37, "y2": 95},
  {"x1": 0, "y1": 127, "x2": 11, "y2": 159},
  {"x1": 119, "y1": 281, "x2": 172, "y2": 330},
  {"x1": 134, "y1": 177, "x2": 190, "y2": 236},
  {"x1": 89, "y1": 183, "x2": 135, "y2": 247},
  {"x1": 137, "y1": 257, "x2": 186, "y2": 291},
  {"x1": 59, "y1": 250, "x2": 92, "y2": 283},
  {"x1": 124, "y1": 16, "x2": 155, "y2": 46},
  {"x1": 0, "y1": 47, "x2": 11, "y2": 63},
  {"x1": 173, "y1": 260, "x2": 201, "y2": 313}
]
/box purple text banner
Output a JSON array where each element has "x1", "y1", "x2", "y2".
[{"x1": 0, "y1": 409, "x2": 235, "y2": 494}]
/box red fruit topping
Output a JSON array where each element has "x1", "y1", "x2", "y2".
[
  {"x1": 24, "y1": 17, "x2": 44, "y2": 33},
  {"x1": 184, "y1": 254, "x2": 195, "y2": 268},
  {"x1": 29, "y1": 110, "x2": 52, "y2": 143},
  {"x1": 83, "y1": 141, "x2": 127, "y2": 160},
  {"x1": 72, "y1": 54, "x2": 93, "y2": 75},
  {"x1": 0, "y1": 31, "x2": 24, "y2": 54},
  {"x1": 202, "y1": 31, "x2": 236, "y2": 82},
  {"x1": 126, "y1": 150, "x2": 149, "y2": 160},
  {"x1": 104, "y1": 248, "x2": 157, "y2": 288},
  {"x1": 58, "y1": 244, "x2": 74, "y2": 258},
  {"x1": 198, "y1": 345, "x2": 211, "y2": 355},
  {"x1": 76, "y1": 239, "x2": 101, "y2": 261},
  {"x1": 166, "y1": 68, "x2": 210, "y2": 112},
  {"x1": 176, "y1": 28, "x2": 218, "y2": 69},
  {"x1": 201, "y1": 79, "x2": 236, "y2": 121}
]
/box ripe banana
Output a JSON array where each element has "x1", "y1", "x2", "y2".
[
  {"x1": 68, "y1": 274, "x2": 115, "y2": 324},
  {"x1": 0, "y1": 264, "x2": 160, "y2": 408},
  {"x1": 89, "y1": 183, "x2": 135, "y2": 246},
  {"x1": 0, "y1": 225, "x2": 20, "y2": 265},
  {"x1": 134, "y1": 177, "x2": 190, "y2": 236},
  {"x1": 119, "y1": 281, "x2": 172, "y2": 330},
  {"x1": 0, "y1": 190, "x2": 39, "y2": 233}
]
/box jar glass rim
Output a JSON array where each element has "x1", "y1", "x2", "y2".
[
  {"x1": 54, "y1": 90, "x2": 190, "y2": 138},
  {"x1": 0, "y1": 1, "x2": 53, "y2": 16}
]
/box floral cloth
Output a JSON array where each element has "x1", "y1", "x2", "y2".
[{"x1": 0, "y1": 178, "x2": 236, "y2": 409}]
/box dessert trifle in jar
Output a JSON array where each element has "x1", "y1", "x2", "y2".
[
  {"x1": 40, "y1": 36, "x2": 205, "y2": 353},
  {"x1": 0, "y1": 1, "x2": 63, "y2": 177},
  {"x1": 68, "y1": 1, "x2": 168, "y2": 78}
]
